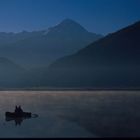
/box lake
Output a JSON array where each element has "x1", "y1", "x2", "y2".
[{"x1": 0, "y1": 90, "x2": 140, "y2": 138}]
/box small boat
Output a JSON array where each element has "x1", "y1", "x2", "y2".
[{"x1": 5, "y1": 112, "x2": 31, "y2": 118}]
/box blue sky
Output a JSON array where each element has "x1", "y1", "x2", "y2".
[{"x1": 0, "y1": 0, "x2": 140, "y2": 35}]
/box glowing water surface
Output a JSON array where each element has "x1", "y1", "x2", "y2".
[{"x1": 0, "y1": 90, "x2": 139, "y2": 138}]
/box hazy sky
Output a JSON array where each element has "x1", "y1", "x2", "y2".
[{"x1": 0, "y1": 0, "x2": 140, "y2": 35}]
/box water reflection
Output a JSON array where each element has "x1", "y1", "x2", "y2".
[
  {"x1": 5, "y1": 114, "x2": 39, "y2": 126},
  {"x1": 0, "y1": 91, "x2": 115, "y2": 137}
]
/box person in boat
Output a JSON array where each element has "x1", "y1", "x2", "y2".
[
  {"x1": 15, "y1": 105, "x2": 23, "y2": 114},
  {"x1": 18, "y1": 105, "x2": 23, "y2": 113},
  {"x1": 15, "y1": 106, "x2": 18, "y2": 113}
]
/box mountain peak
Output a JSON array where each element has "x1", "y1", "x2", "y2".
[{"x1": 47, "y1": 18, "x2": 88, "y2": 34}]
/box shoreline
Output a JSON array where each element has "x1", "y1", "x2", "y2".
[{"x1": 0, "y1": 87, "x2": 140, "y2": 91}]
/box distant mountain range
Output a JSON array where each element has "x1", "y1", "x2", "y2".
[
  {"x1": 0, "y1": 57, "x2": 25, "y2": 88},
  {"x1": 27, "y1": 21, "x2": 140, "y2": 89},
  {"x1": 0, "y1": 19, "x2": 102, "y2": 68},
  {"x1": 0, "y1": 20, "x2": 140, "y2": 89}
]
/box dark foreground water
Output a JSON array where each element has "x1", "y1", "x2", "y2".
[{"x1": 0, "y1": 90, "x2": 140, "y2": 138}]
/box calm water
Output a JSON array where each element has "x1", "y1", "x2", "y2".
[{"x1": 0, "y1": 90, "x2": 140, "y2": 138}]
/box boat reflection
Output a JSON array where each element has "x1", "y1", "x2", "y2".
[{"x1": 5, "y1": 114, "x2": 38, "y2": 126}]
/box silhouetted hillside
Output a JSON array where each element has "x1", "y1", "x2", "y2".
[
  {"x1": 0, "y1": 57, "x2": 25, "y2": 88},
  {"x1": 33, "y1": 21, "x2": 140, "y2": 88},
  {"x1": 0, "y1": 19, "x2": 102, "y2": 68}
]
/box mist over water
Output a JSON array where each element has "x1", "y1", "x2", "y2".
[
  {"x1": 0, "y1": 90, "x2": 139, "y2": 137},
  {"x1": 0, "y1": 91, "x2": 95, "y2": 138}
]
